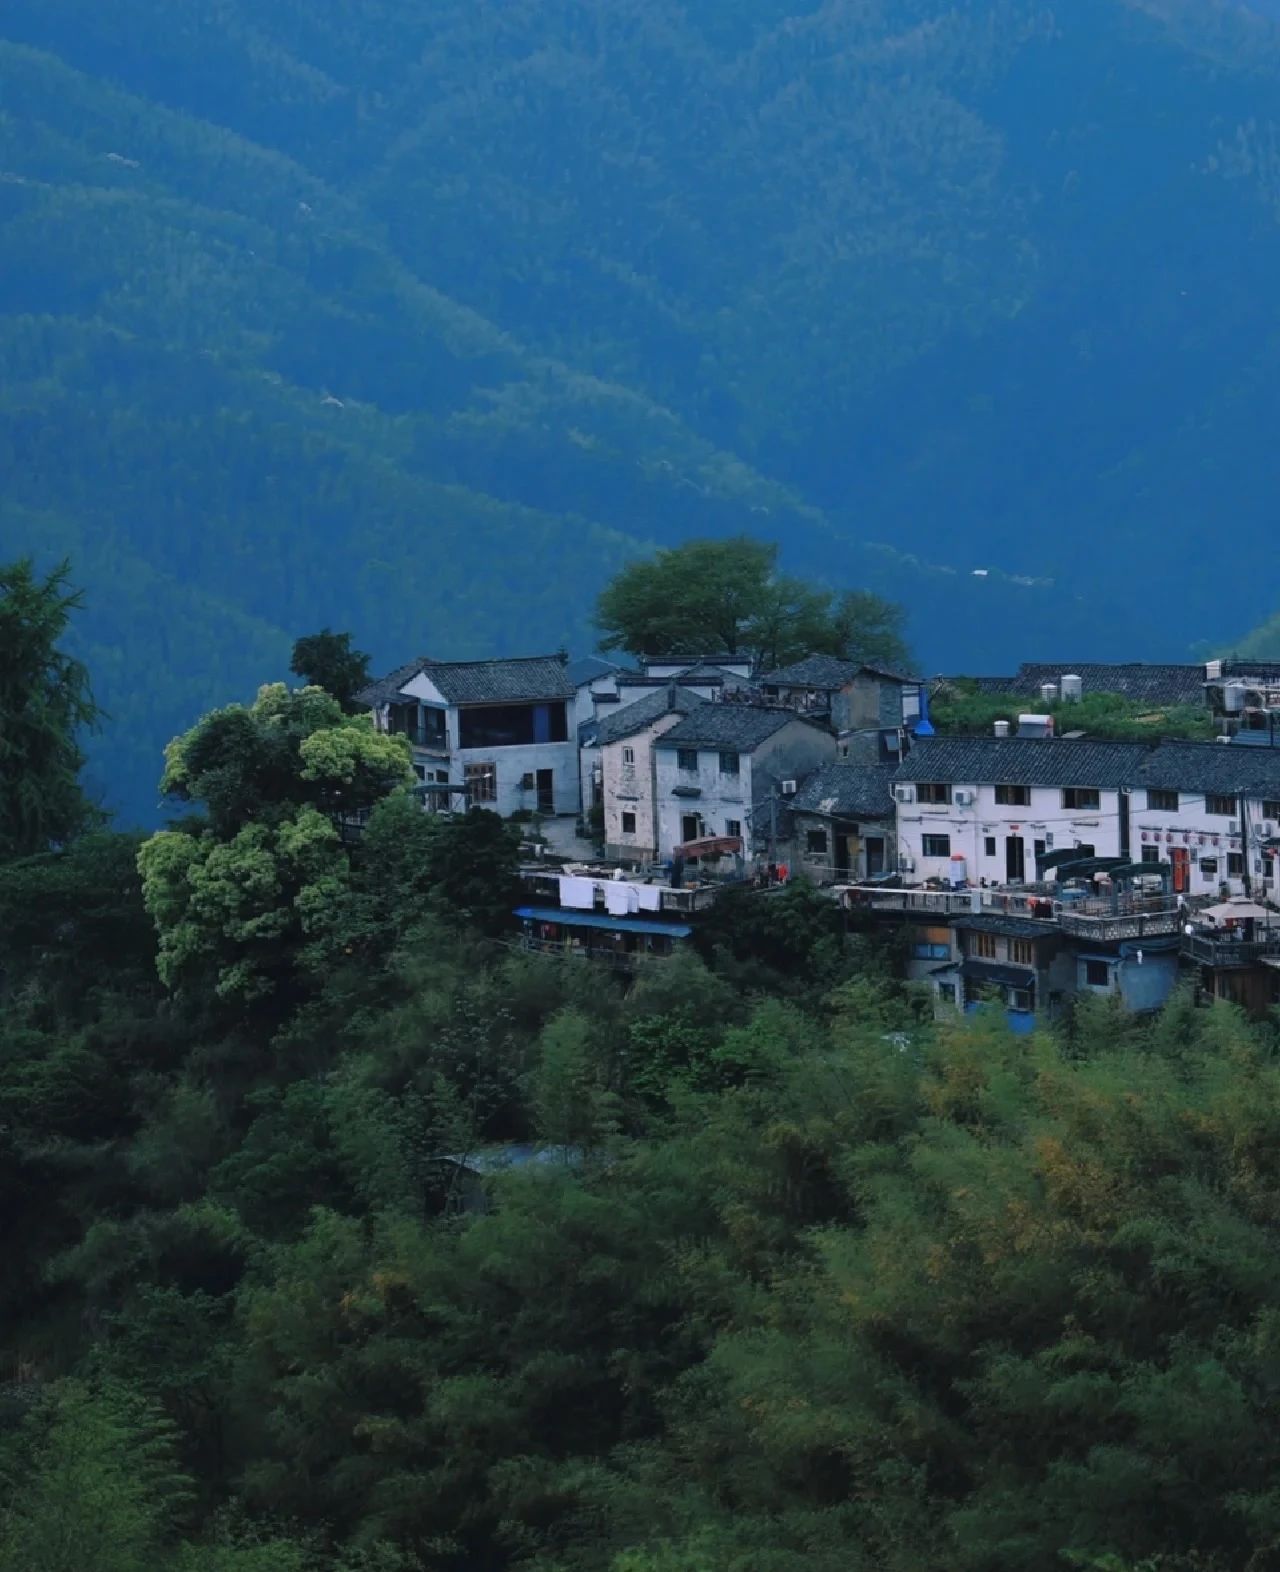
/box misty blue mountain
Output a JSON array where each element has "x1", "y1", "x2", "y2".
[{"x1": 4, "y1": 0, "x2": 1280, "y2": 821}]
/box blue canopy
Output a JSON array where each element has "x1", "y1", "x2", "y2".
[{"x1": 515, "y1": 906, "x2": 693, "y2": 939}]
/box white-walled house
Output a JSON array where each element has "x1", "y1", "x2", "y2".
[
  {"x1": 891, "y1": 737, "x2": 1147, "y2": 885},
  {"x1": 358, "y1": 654, "x2": 580, "y2": 817},
  {"x1": 590, "y1": 686, "x2": 706, "y2": 860},
  {"x1": 891, "y1": 736, "x2": 1280, "y2": 901},
  {"x1": 652, "y1": 705, "x2": 836, "y2": 862}
]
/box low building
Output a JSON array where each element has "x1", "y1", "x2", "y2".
[
  {"x1": 931, "y1": 913, "x2": 1073, "y2": 1032},
  {"x1": 652, "y1": 704, "x2": 836, "y2": 862},
  {"x1": 789, "y1": 734, "x2": 899, "y2": 882},
  {"x1": 358, "y1": 653, "x2": 579, "y2": 817}
]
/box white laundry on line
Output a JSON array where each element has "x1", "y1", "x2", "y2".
[
  {"x1": 636, "y1": 885, "x2": 663, "y2": 912},
  {"x1": 559, "y1": 876, "x2": 597, "y2": 910}
]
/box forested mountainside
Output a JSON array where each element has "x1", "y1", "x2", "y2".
[{"x1": 5, "y1": 0, "x2": 1280, "y2": 820}]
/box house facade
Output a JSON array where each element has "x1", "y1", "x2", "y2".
[
  {"x1": 591, "y1": 686, "x2": 705, "y2": 861},
  {"x1": 788, "y1": 733, "x2": 899, "y2": 882},
  {"x1": 652, "y1": 705, "x2": 836, "y2": 862},
  {"x1": 359, "y1": 653, "x2": 579, "y2": 818}
]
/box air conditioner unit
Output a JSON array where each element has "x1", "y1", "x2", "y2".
[
  {"x1": 781, "y1": 779, "x2": 798, "y2": 796},
  {"x1": 899, "y1": 854, "x2": 915, "y2": 873},
  {"x1": 953, "y1": 787, "x2": 975, "y2": 807},
  {"x1": 893, "y1": 784, "x2": 916, "y2": 804},
  {"x1": 1229, "y1": 821, "x2": 1240, "y2": 835},
  {"x1": 1263, "y1": 822, "x2": 1277, "y2": 839}
]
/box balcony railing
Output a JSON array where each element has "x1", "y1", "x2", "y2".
[
  {"x1": 517, "y1": 868, "x2": 731, "y2": 914},
  {"x1": 390, "y1": 724, "x2": 450, "y2": 753},
  {"x1": 837, "y1": 883, "x2": 1206, "y2": 942},
  {"x1": 510, "y1": 937, "x2": 674, "y2": 972},
  {"x1": 1181, "y1": 931, "x2": 1280, "y2": 969}
]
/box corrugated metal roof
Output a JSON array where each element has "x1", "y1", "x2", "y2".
[{"x1": 514, "y1": 906, "x2": 693, "y2": 938}]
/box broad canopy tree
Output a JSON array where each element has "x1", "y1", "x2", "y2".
[
  {"x1": 594, "y1": 537, "x2": 912, "y2": 672},
  {"x1": 138, "y1": 684, "x2": 413, "y2": 1004},
  {"x1": 289, "y1": 629, "x2": 372, "y2": 714}
]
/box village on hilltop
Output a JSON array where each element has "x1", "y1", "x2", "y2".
[{"x1": 356, "y1": 650, "x2": 1280, "y2": 1023}]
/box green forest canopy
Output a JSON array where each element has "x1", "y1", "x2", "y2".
[
  {"x1": 7, "y1": 569, "x2": 1280, "y2": 1572},
  {"x1": 6, "y1": 0, "x2": 1280, "y2": 818}
]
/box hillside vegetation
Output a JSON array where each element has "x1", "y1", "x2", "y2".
[{"x1": 5, "y1": 0, "x2": 1280, "y2": 818}]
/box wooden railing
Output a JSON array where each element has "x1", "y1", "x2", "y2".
[{"x1": 1181, "y1": 932, "x2": 1280, "y2": 969}]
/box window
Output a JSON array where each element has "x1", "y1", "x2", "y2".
[
  {"x1": 914, "y1": 942, "x2": 951, "y2": 960},
  {"x1": 1009, "y1": 989, "x2": 1034, "y2": 1013},
  {"x1": 464, "y1": 762, "x2": 497, "y2": 803},
  {"x1": 937, "y1": 983, "x2": 957, "y2": 1006},
  {"x1": 918, "y1": 783, "x2": 952, "y2": 805},
  {"x1": 1206, "y1": 794, "x2": 1236, "y2": 817},
  {"x1": 1141, "y1": 844, "x2": 1160, "y2": 864},
  {"x1": 1084, "y1": 959, "x2": 1110, "y2": 988},
  {"x1": 677, "y1": 748, "x2": 699, "y2": 773},
  {"x1": 718, "y1": 750, "x2": 740, "y2": 776},
  {"x1": 1265, "y1": 800, "x2": 1280, "y2": 821},
  {"x1": 726, "y1": 819, "x2": 742, "y2": 839},
  {"x1": 435, "y1": 770, "x2": 449, "y2": 783},
  {"x1": 1228, "y1": 852, "x2": 1244, "y2": 877},
  {"x1": 1200, "y1": 857, "x2": 1218, "y2": 877},
  {"x1": 1062, "y1": 787, "x2": 1100, "y2": 811},
  {"x1": 806, "y1": 829, "x2": 829, "y2": 854},
  {"x1": 1009, "y1": 939, "x2": 1035, "y2": 966},
  {"x1": 621, "y1": 811, "x2": 637, "y2": 835},
  {"x1": 984, "y1": 836, "x2": 997, "y2": 858},
  {"x1": 413, "y1": 763, "x2": 426, "y2": 781},
  {"x1": 995, "y1": 784, "x2": 1030, "y2": 806},
  {"x1": 922, "y1": 833, "x2": 951, "y2": 858},
  {"x1": 622, "y1": 746, "x2": 635, "y2": 766},
  {"x1": 458, "y1": 701, "x2": 568, "y2": 750},
  {"x1": 1147, "y1": 788, "x2": 1179, "y2": 811},
  {"x1": 972, "y1": 931, "x2": 998, "y2": 959}
]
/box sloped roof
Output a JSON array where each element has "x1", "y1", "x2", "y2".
[
  {"x1": 617, "y1": 661, "x2": 747, "y2": 689},
  {"x1": 655, "y1": 704, "x2": 826, "y2": 752},
  {"x1": 894, "y1": 735, "x2": 1280, "y2": 798},
  {"x1": 1138, "y1": 741, "x2": 1280, "y2": 798},
  {"x1": 358, "y1": 654, "x2": 574, "y2": 707},
  {"x1": 791, "y1": 760, "x2": 896, "y2": 820},
  {"x1": 952, "y1": 914, "x2": 1057, "y2": 939},
  {"x1": 895, "y1": 736, "x2": 1151, "y2": 788},
  {"x1": 592, "y1": 687, "x2": 705, "y2": 747},
  {"x1": 565, "y1": 655, "x2": 627, "y2": 688},
  {"x1": 764, "y1": 653, "x2": 919, "y2": 690}
]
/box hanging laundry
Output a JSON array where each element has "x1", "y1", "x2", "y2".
[{"x1": 559, "y1": 875, "x2": 596, "y2": 910}]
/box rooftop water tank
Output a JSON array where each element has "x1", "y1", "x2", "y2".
[
  {"x1": 1223, "y1": 681, "x2": 1248, "y2": 714},
  {"x1": 1040, "y1": 682, "x2": 1059, "y2": 704},
  {"x1": 993, "y1": 719, "x2": 1011, "y2": 739},
  {"x1": 1060, "y1": 673, "x2": 1083, "y2": 703}
]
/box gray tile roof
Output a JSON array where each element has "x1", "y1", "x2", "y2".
[
  {"x1": 1137, "y1": 741, "x2": 1280, "y2": 798},
  {"x1": 358, "y1": 654, "x2": 574, "y2": 707},
  {"x1": 355, "y1": 659, "x2": 431, "y2": 707},
  {"x1": 895, "y1": 736, "x2": 1280, "y2": 799},
  {"x1": 791, "y1": 761, "x2": 896, "y2": 820},
  {"x1": 618, "y1": 661, "x2": 748, "y2": 689},
  {"x1": 765, "y1": 653, "x2": 919, "y2": 689},
  {"x1": 967, "y1": 663, "x2": 1208, "y2": 706},
  {"x1": 565, "y1": 656, "x2": 627, "y2": 688},
  {"x1": 895, "y1": 736, "x2": 1152, "y2": 789},
  {"x1": 592, "y1": 687, "x2": 705, "y2": 747},
  {"x1": 655, "y1": 703, "x2": 825, "y2": 753}
]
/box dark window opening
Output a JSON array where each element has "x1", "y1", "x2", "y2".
[
  {"x1": 458, "y1": 701, "x2": 568, "y2": 750},
  {"x1": 621, "y1": 811, "x2": 637, "y2": 835}
]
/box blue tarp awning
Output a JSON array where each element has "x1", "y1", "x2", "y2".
[{"x1": 515, "y1": 906, "x2": 694, "y2": 939}]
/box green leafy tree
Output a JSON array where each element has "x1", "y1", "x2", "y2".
[
  {"x1": 595, "y1": 538, "x2": 911, "y2": 671},
  {"x1": 290, "y1": 630, "x2": 372, "y2": 714},
  {"x1": 137, "y1": 684, "x2": 412, "y2": 1003},
  {"x1": 0, "y1": 557, "x2": 102, "y2": 860}
]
